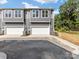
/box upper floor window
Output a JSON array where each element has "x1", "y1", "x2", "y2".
[
  {"x1": 32, "y1": 10, "x2": 39, "y2": 18},
  {"x1": 4, "y1": 10, "x2": 12, "y2": 18},
  {"x1": 42, "y1": 10, "x2": 49, "y2": 17},
  {"x1": 15, "y1": 10, "x2": 22, "y2": 17}
]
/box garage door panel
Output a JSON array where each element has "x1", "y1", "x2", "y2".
[
  {"x1": 32, "y1": 24, "x2": 50, "y2": 34},
  {"x1": 7, "y1": 28, "x2": 24, "y2": 35},
  {"x1": 32, "y1": 28, "x2": 50, "y2": 34}
]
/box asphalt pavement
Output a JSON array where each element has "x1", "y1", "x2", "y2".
[{"x1": 0, "y1": 39, "x2": 73, "y2": 59}]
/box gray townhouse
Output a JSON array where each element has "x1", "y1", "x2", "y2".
[{"x1": 0, "y1": 8, "x2": 54, "y2": 35}]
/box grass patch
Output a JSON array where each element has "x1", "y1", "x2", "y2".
[
  {"x1": 65, "y1": 31, "x2": 79, "y2": 34},
  {"x1": 57, "y1": 31, "x2": 79, "y2": 45}
]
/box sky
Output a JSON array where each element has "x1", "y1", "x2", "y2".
[{"x1": 0, "y1": 0, "x2": 67, "y2": 14}]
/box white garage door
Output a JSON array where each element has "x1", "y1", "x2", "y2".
[
  {"x1": 32, "y1": 28, "x2": 50, "y2": 34},
  {"x1": 32, "y1": 24, "x2": 50, "y2": 34},
  {"x1": 7, "y1": 28, "x2": 24, "y2": 35}
]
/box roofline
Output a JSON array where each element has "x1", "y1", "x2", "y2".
[{"x1": 0, "y1": 8, "x2": 54, "y2": 11}]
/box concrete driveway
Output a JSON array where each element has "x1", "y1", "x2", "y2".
[
  {"x1": 0, "y1": 40, "x2": 72, "y2": 59},
  {"x1": 0, "y1": 35, "x2": 78, "y2": 59}
]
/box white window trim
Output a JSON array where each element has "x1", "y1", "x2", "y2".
[
  {"x1": 32, "y1": 10, "x2": 39, "y2": 18},
  {"x1": 41, "y1": 10, "x2": 49, "y2": 18},
  {"x1": 14, "y1": 10, "x2": 23, "y2": 18},
  {"x1": 3, "y1": 10, "x2": 12, "y2": 18}
]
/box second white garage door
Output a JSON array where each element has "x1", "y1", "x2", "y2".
[
  {"x1": 32, "y1": 28, "x2": 49, "y2": 34},
  {"x1": 7, "y1": 28, "x2": 24, "y2": 35}
]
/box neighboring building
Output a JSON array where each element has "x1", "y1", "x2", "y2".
[{"x1": 0, "y1": 8, "x2": 54, "y2": 35}]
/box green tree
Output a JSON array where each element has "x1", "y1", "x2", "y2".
[{"x1": 55, "y1": 0, "x2": 79, "y2": 31}]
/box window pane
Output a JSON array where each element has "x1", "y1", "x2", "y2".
[
  {"x1": 33, "y1": 14, "x2": 35, "y2": 17},
  {"x1": 33, "y1": 10, "x2": 35, "y2": 13},
  {"x1": 32, "y1": 10, "x2": 36, "y2": 17},
  {"x1": 36, "y1": 10, "x2": 38, "y2": 17},
  {"x1": 32, "y1": 10, "x2": 39, "y2": 17},
  {"x1": 9, "y1": 11, "x2": 11, "y2": 17},
  {"x1": 4, "y1": 10, "x2": 12, "y2": 17},
  {"x1": 15, "y1": 10, "x2": 21, "y2": 17},
  {"x1": 15, "y1": 14, "x2": 17, "y2": 17},
  {"x1": 42, "y1": 10, "x2": 48, "y2": 17},
  {"x1": 5, "y1": 13, "x2": 8, "y2": 17},
  {"x1": 19, "y1": 14, "x2": 21, "y2": 17},
  {"x1": 18, "y1": 10, "x2": 21, "y2": 17},
  {"x1": 42, "y1": 10, "x2": 44, "y2": 17},
  {"x1": 46, "y1": 10, "x2": 48, "y2": 17},
  {"x1": 9, "y1": 13, "x2": 11, "y2": 17}
]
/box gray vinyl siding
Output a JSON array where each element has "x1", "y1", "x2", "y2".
[
  {"x1": 30, "y1": 10, "x2": 51, "y2": 22},
  {"x1": 3, "y1": 18, "x2": 24, "y2": 22},
  {"x1": 31, "y1": 18, "x2": 50, "y2": 22},
  {"x1": 5, "y1": 23, "x2": 24, "y2": 28},
  {"x1": 31, "y1": 23, "x2": 49, "y2": 28},
  {"x1": 3, "y1": 10, "x2": 24, "y2": 22},
  {"x1": 0, "y1": 11, "x2": 2, "y2": 27},
  {"x1": 0, "y1": 18, "x2": 2, "y2": 34},
  {"x1": 24, "y1": 10, "x2": 31, "y2": 35},
  {"x1": 0, "y1": 10, "x2": 4, "y2": 34},
  {"x1": 2, "y1": 9, "x2": 52, "y2": 23}
]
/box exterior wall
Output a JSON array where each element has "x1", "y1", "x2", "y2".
[
  {"x1": 23, "y1": 10, "x2": 31, "y2": 35},
  {"x1": 0, "y1": 10, "x2": 2, "y2": 34},
  {"x1": 0, "y1": 8, "x2": 54, "y2": 35},
  {"x1": 3, "y1": 18, "x2": 24, "y2": 22},
  {"x1": 2, "y1": 9, "x2": 24, "y2": 35},
  {"x1": 50, "y1": 10, "x2": 54, "y2": 35},
  {"x1": 0, "y1": 10, "x2": 4, "y2": 35},
  {"x1": 3, "y1": 10, "x2": 24, "y2": 22},
  {"x1": 30, "y1": 9, "x2": 51, "y2": 22},
  {"x1": 30, "y1": 9, "x2": 54, "y2": 35},
  {"x1": 50, "y1": 11, "x2": 54, "y2": 35},
  {"x1": 5, "y1": 23, "x2": 23, "y2": 28},
  {"x1": 31, "y1": 18, "x2": 50, "y2": 22}
]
